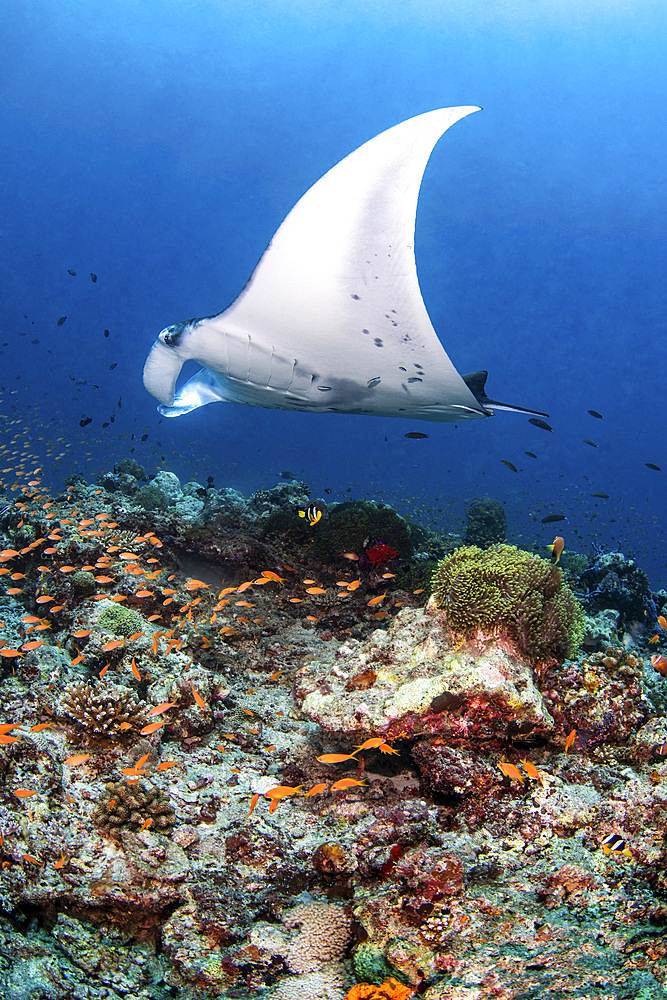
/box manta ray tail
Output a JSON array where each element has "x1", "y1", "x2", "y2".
[{"x1": 462, "y1": 371, "x2": 549, "y2": 418}]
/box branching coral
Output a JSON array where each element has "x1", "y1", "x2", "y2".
[
  {"x1": 58, "y1": 681, "x2": 147, "y2": 738},
  {"x1": 91, "y1": 780, "x2": 176, "y2": 835},
  {"x1": 431, "y1": 544, "x2": 584, "y2": 663}
]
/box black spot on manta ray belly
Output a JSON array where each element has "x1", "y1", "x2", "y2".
[{"x1": 374, "y1": 338, "x2": 383, "y2": 347}]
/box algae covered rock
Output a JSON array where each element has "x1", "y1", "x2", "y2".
[
  {"x1": 311, "y1": 500, "x2": 412, "y2": 563},
  {"x1": 135, "y1": 470, "x2": 183, "y2": 511},
  {"x1": 579, "y1": 550, "x2": 650, "y2": 625},
  {"x1": 294, "y1": 602, "x2": 555, "y2": 741},
  {"x1": 463, "y1": 496, "x2": 506, "y2": 548},
  {"x1": 431, "y1": 543, "x2": 584, "y2": 664}
]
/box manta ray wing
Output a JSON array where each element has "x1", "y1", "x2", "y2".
[{"x1": 144, "y1": 107, "x2": 530, "y2": 422}]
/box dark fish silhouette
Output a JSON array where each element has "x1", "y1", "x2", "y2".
[
  {"x1": 529, "y1": 418, "x2": 552, "y2": 431},
  {"x1": 587, "y1": 409, "x2": 603, "y2": 418},
  {"x1": 541, "y1": 514, "x2": 566, "y2": 523},
  {"x1": 404, "y1": 432, "x2": 429, "y2": 439}
]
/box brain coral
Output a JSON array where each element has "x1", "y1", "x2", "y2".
[
  {"x1": 431, "y1": 544, "x2": 584, "y2": 664},
  {"x1": 97, "y1": 601, "x2": 146, "y2": 637},
  {"x1": 284, "y1": 902, "x2": 352, "y2": 974}
]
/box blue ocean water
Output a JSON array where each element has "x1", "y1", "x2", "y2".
[{"x1": 2, "y1": 1, "x2": 666, "y2": 584}]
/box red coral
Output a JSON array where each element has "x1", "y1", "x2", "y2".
[{"x1": 366, "y1": 543, "x2": 399, "y2": 566}]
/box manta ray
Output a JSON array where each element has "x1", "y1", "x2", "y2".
[{"x1": 143, "y1": 106, "x2": 547, "y2": 423}]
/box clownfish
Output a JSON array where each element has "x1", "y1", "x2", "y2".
[
  {"x1": 547, "y1": 536, "x2": 565, "y2": 564},
  {"x1": 298, "y1": 504, "x2": 324, "y2": 526},
  {"x1": 600, "y1": 833, "x2": 633, "y2": 859}
]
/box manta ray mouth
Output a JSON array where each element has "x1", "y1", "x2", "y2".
[{"x1": 142, "y1": 339, "x2": 183, "y2": 407}]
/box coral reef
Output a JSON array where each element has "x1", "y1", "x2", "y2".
[
  {"x1": 431, "y1": 543, "x2": 585, "y2": 663},
  {"x1": 2, "y1": 464, "x2": 667, "y2": 1000},
  {"x1": 463, "y1": 496, "x2": 506, "y2": 548}
]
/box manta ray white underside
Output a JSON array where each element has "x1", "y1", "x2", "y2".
[{"x1": 143, "y1": 107, "x2": 546, "y2": 423}]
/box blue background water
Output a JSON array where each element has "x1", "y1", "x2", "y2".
[{"x1": 2, "y1": 1, "x2": 665, "y2": 586}]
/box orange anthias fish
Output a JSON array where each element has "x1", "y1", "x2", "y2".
[
  {"x1": 316, "y1": 753, "x2": 358, "y2": 763},
  {"x1": 147, "y1": 702, "x2": 177, "y2": 717},
  {"x1": 191, "y1": 682, "x2": 206, "y2": 709},
  {"x1": 263, "y1": 785, "x2": 303, "y2": 802},
  {"x1": 520, "y1": 758, "x2": 541, "y2": 780},
  {"x1": 140, "y1": 721, "x2": 165, "y2": 735},
  {"x1": 331, "y1": 777, "x2": 367, "y2": 790},
  {"x1": 244, "y1": 793, "x2": 260, "y2": 820},
  {"x1": 497, "y1": 762, "x2": 524, "y2": 784},
  {"x1": 565, "y1": 729, "x2": 577, "y2": 754},
  {"x1": 658, "y1": 614, "x2": 667, "y2": 631},
  {"x1": 305, "y1": 782, "x2": 329, "y2": 796},
  {"x1": 547, "y1": 536, "x2": 565, "y2": 564},
  {"x1": 354, "y1": 737, "x2": 389, "y2": 752}
]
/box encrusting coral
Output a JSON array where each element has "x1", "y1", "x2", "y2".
[
  {"x1": 96, "y1": 600, "x2": 146, "y2": 637},
  {"x1": 91, "y1": 779, "x2": 176, "y2": 835},
  {"x1": 344, "y1": 978, "x2": 414, "y2": 1000},
  {"x1": 58, "y1": 681, "x2": 148, "y2": 738},
  {"x1": 431, "y1": 543, "x2": 584, "y2": 663}
]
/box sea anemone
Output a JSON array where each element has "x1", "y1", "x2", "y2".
[{"x1": 431, "y1": 544, "x2": 584, "y2": 664}]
